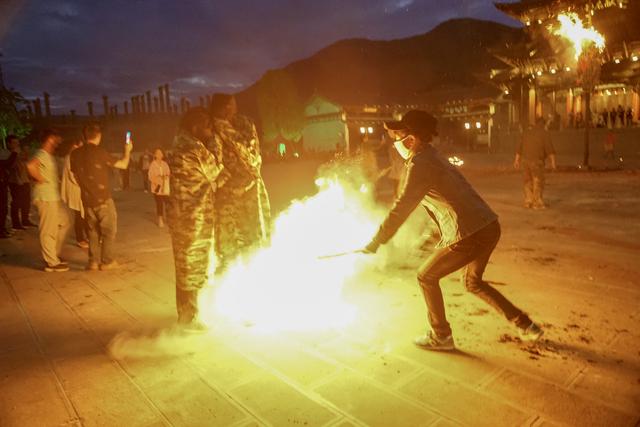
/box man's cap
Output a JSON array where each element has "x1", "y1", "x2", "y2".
[{"x1": 384, "y1": 110, "x2": 438, "y2": 136}]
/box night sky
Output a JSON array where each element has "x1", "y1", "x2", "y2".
[{"x1": 0, "y1": 0, "x2": 518, "y2": 113}]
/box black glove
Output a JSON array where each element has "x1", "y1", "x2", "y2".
[{"x1": 363, "y1": 240, "x2": 380, "y2": 254}]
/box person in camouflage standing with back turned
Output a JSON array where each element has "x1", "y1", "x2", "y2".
[
  {"x1": 209, "y1": 94, "x2": 271, "y2": 275},
  {"x1": 167, "y1": 107, "x2": 227, "y2": 331}
]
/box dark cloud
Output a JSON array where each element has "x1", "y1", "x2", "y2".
[{"x1": 0, "y1": 0, "x2": 517, "y2": 113}]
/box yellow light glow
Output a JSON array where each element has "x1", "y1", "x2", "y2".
[
  {"x1": 367, "y1": 126, "x2": 374, "y2": 134},
  {"x1": 614, "y1": 58, "x2": 621, "y2": 64},
  {"x1": 550, "y1": 68, "x2": 557, "y2": 74},
  {"x1": 199, "y1": 177, "x2": 381, "y2": 333},
  {"x1": 537, "y1": 70, "x2": 543, "y2": 76},
  {"x1": 464, "y1": 122, "x2": 471, "y2": 130},
  {"x1": 632, "y1": 55, "x2": 639, "y2": 62},
  {"x1": 475, "y1": 122, "x2": 481, "y2": 129},
  {"x1": 565, "y1": 66, "x2": 571, "y2": 71},
  {"x1": 448, "y1": 156, "x2": 464, "y2": 167},
  {"x1": 359, "y1": 126, "x2": 366, "y2": 134},
  {"x1": 553, "y1": 13, "x2": 605, "y2": 60}
]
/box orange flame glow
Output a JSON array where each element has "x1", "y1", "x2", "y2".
[
  {"x1": 553, "y1": 13, "x2": 605, "y2": 60},
  {"x1": 199, "y1": 175, "x2": 383, "y2": 333}
]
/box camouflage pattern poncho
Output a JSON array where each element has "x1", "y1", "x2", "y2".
[
  {"x1": 209, "y1": 115, "x2": 271, "y2": 272},
  {"x1": 167, "y1": 131, "x2": 225, "y2": 292}
]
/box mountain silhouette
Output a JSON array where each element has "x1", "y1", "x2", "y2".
[{"x1": 237, "y1": 18, "x2": 523, "y2": 116}]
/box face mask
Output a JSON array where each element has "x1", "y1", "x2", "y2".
[{"x1": 393, "y1": 136, "x2": 412, "y2": 160}]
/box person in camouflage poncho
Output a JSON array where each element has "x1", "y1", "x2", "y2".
[
  {"x1": 208, "y1": 94, "x2": 271, "y2": 274},
  {"x1": 166, "y1": 107, "x2": 226, "y2": 327}
]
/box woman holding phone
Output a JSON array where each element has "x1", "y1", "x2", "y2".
[{"x1": 148, "y1": 148, "x2": 170, "y2": 227}]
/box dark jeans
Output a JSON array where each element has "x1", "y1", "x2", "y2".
[
  {"x1": 417, "y1": 221, "x2": 531, "y2": 338},
  {"x1": 85, "y1": 199, "x2": 117, "y2": 264},
  {"x1": 142, "y1": 170, "x2": 149, "y2": 191},
  {"x1": 73, "y1": 209, "x2": 88, "y2": 242},
  {"x1": 154, "y1": 194, "x2": 168, "y2": 217},
  {"x1": 9, "y1": 183, "x2": 30, "y2": 227},
  {"x1": 0, "y1": 182, "x2": 8, "y2": 232}
]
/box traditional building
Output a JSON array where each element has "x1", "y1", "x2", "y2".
[{"x1": 492, "y1": 0, "x2": 640, "y2": 128}]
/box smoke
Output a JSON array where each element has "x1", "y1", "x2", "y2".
[{"x1": 108, "y1": 327, "x2": 210, "y2": 360}]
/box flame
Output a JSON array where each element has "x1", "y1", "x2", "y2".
[
  {"x1": 199, "y1": 175, "x2": 382, "y2": 333},
  {"x1": 553, "y1": 13, "x2": 605, "y2": 60}
]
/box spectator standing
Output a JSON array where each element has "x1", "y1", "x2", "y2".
[
  {"x1": 71, "y1": 123, "x2": 132, "y2": 271},
  {"x1": 0, "y1": 136, "x2": 18, "y2": 238},
  {"x1": 61, "y1": 138, "x2": 89, "y2": 248},
  {"x1": 26, "y1": 129, "x2": 70, "y2": 272},
  {"x1": 148, "y1": 148, "x2": 170, "y2": 227},
  {"x1": 514, "y1": 119, "x2": 557, "y2": 209},
  {"x1": 626, "y1": 107, "x2": 633, "y2": 127},
  {"x1": 8, "y1": 136, "x2": 33, "y2": 230},
  {"x1": 139, "y1": 150, "x2": 152, "y2": 192}
]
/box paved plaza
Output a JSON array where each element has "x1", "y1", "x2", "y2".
[{"x1": 1, "y1": 162, "x2": 639, "y2": 426}]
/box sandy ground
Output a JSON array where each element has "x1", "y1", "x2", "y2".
[{"x1": 0, "y1": 159, "x2": 638, "y2": 426}]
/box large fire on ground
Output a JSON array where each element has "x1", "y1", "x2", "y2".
[
  {"x1": 552, "y1": 12, "x2": 605, "y2": 60},
  {"x1": 199, "y1": 171, "x2": 385, "y2": 333}
]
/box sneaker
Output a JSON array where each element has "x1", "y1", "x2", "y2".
[
  {"x1": 0, "y1": 231, "x2": 10, "y2": 239},
  {"x1": 414, "y1": 330, "x2": 455, "y2": 351},
  {"x1": 523, "y1": 202, "x2": 533, "y2": 209},
  {"x1": 77, "y1": 241, "x2": 89, "y2": 249},
  {"x1": 44, "y1": 263, "x2": 70, "y2": 273},
  {"x1": 22, "y1": 220, "x2": 37, "y2": 227},
  {"x1": 99, "y1": 261, "x2": 119, "y2": 271},
  {"x1": 519, "y1": 322, "x2": 544, "y2": 342},
  {"x1": 532, "y1": 203, "x2": 547, "y2": 210},
  {"x1": 86, "y1": 262, "x2": 99, "y2": 271},
  {"x1": 12, "y1": 225, "x2": 26, "y2": 230}
]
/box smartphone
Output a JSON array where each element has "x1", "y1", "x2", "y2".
[{"x1": 125, "y1": 131, "x2": 132, "y2": 145}]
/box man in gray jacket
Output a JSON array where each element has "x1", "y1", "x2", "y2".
[{"x1": 364, "y1": 110, "x2": 543, "y2": 351}]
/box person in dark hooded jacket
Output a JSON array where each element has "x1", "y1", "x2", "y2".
[{"x1": 363, "y1": 110, "x2": 543, "y2": 351}]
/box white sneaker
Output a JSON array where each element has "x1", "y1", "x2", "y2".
[{"x1": 414, "y1": 330, "x2": 455, "y2": 351}]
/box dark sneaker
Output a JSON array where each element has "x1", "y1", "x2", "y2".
[
  {"x1": 519, "y1": 322, "x2": 544, "y2": 342},
  {"x1": 0, "y1": 231, "x2": 10, "y2": 239},
  {"x1": 414, "y1": 330, "x2": 455, "y2": 351},
  {"x1": 22, "y1": 220, "x2": 37, "y2": 227},
  {"x1": 99, "y1": 261, "x2": 119, "y2": 271},
  {"x1": 44, "y1": 264, "x2": 70, "y2": 273},
  {"x1": 12, "y1": 225, "x2": 26, "y2": 230},
  {"x1": 86, "y1": 262, "x2": 99, "y2": 271}
]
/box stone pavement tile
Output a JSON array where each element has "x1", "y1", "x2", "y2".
[
  {"x1": 483, "y1": 369, "x2": 637, "y2": 426},
  {"x1": 569, "y1": 364, "x2": 640, "y2": 415},
  {"x1": 187, "y1": 339, "x2": 265, "y2": 390},
  {"x1": 144, "y1": 376, "x2": 248, "y2": 427},
  {"x1": 395, "y1": 343, "x2": 500, "y2": 386},
  {"x1": 119, "y1": 357, "x2": 195, "y2": 391},
  {"x1": 230, "y1": 375, "x2": 338, "y2": 426},
  {"x1": 399, "y1": 371, "x2": 530, "y2": 427},
  {"x1": 235, "y1": 337, "x2": 340, "y2": 387},
  {"x1": 53, "y1": 274, "x2": 171, "y2": 325},
  {"x1": 0, "y1": 351, "x2": 73, "y2": 426},
  {"x1": 315, "y1": 372, "x2": 438, "y2": 426},
  {"x1": 65, "y1": 383, "x2": 163, "y2": 427}
]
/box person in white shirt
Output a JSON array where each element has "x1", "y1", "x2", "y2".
[
  {"x1": 148, "y1": 148, "x2": 170, "y2": 227},
  {"x1": 26, "y1": 129, "x2": 70, "y2": 272}
]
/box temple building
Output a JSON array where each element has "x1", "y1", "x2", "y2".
[{"x1": 491, "y1": 0, "x2": 640, "y2": 129}]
